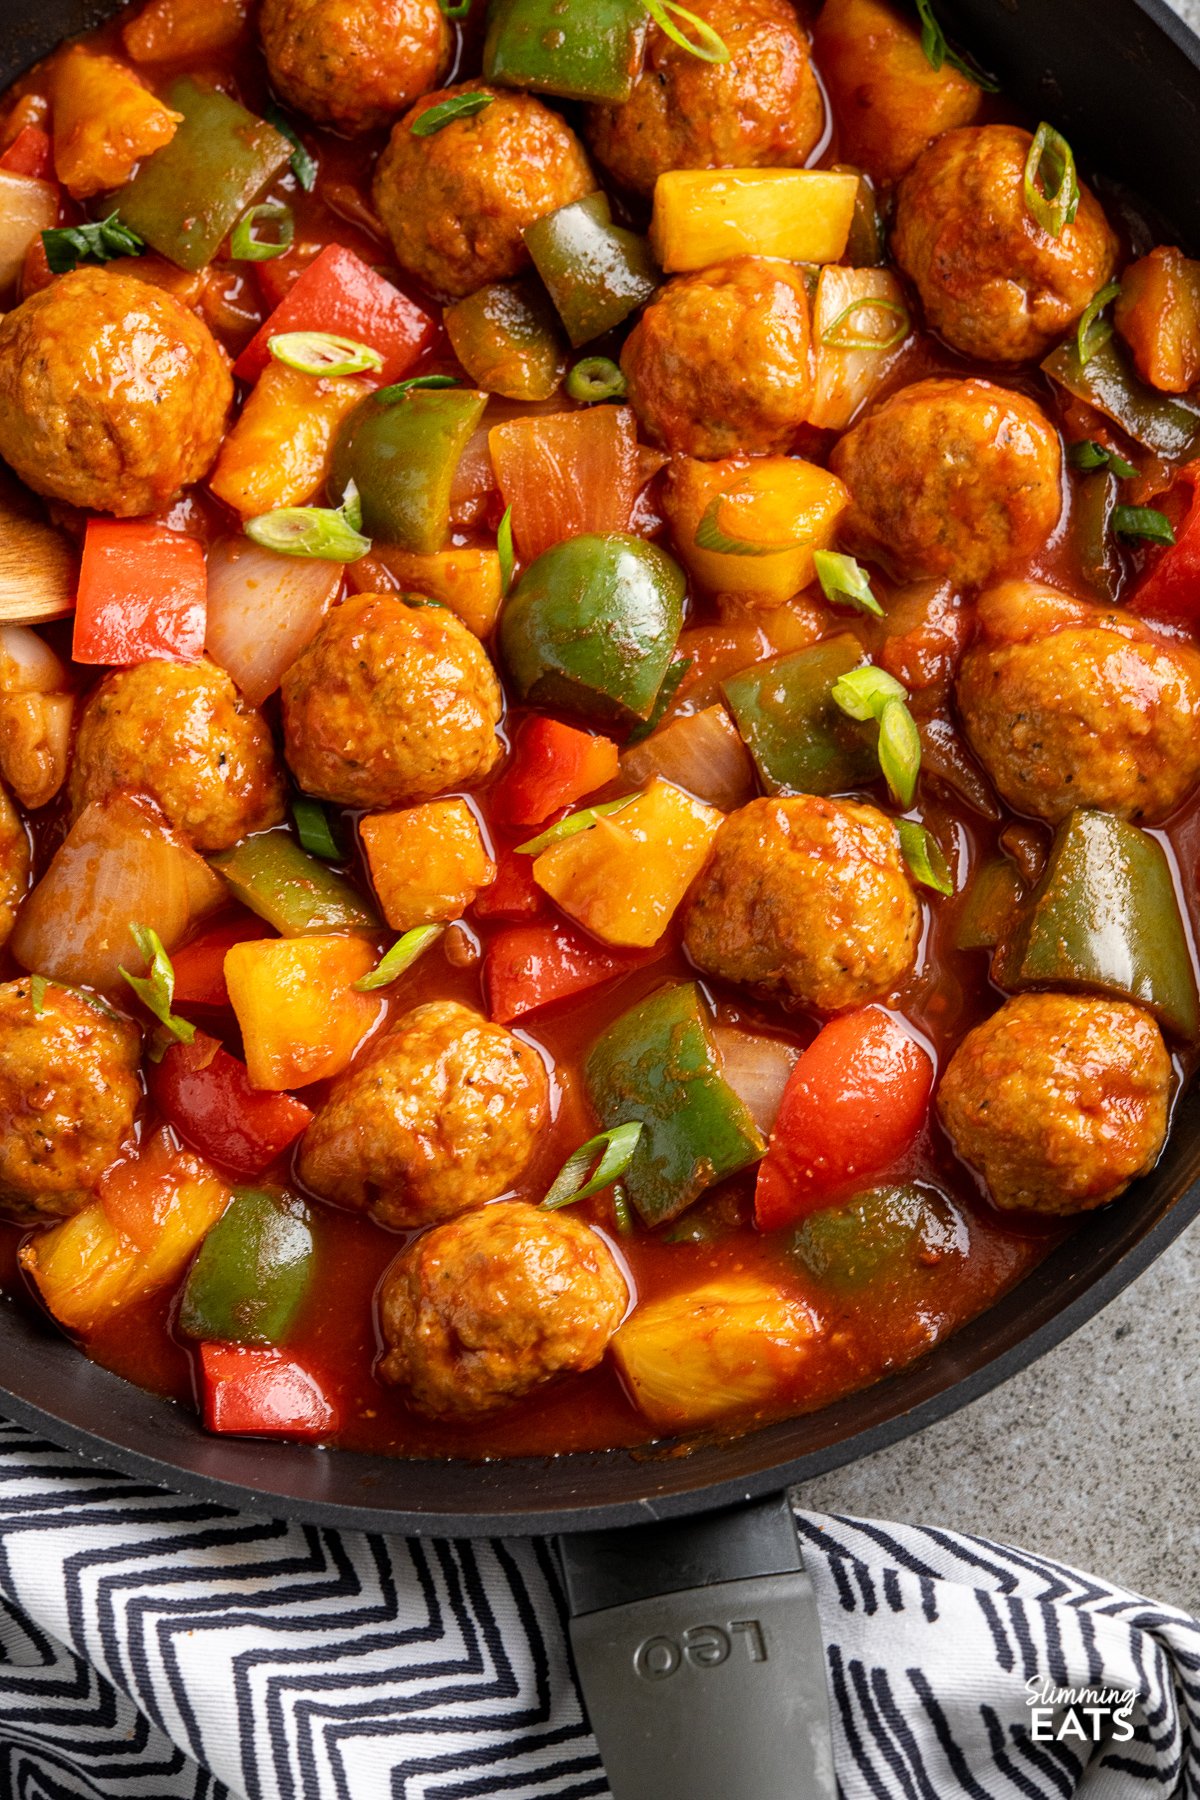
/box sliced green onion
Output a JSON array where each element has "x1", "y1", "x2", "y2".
[
  {"x1": 913, "y1": 0, "x2": 999, "y2": 87},
  {"x1": 625, "y1": 654, "x2": 693, "y2": 745},
  {"x1": 1068, "y1": 439, "x2": 1138, "y2": 479},
  {"x1": 1077, "y1": 280, "x2": 1121, "y2": 367},
  {"x1": 1023, "y1": 122, "x2": 1079, "y2": 239},
  {"x1": 1112, "y1": 505, "x2": 1176, "y2": 546},
  {"x1": 28, "y1": 974, "x2": 47, "y2": 1017},
  {"x1": 566, "y1": 356, "x2": 628, "y2": 403},
  {"x1": 896, "y1": 819, "x2": 953, "y2": 896},
  {"x1": 411, "y1": 92, "x2": 493, "y2": 136},
  {"x1": 245, "y1": 490, "x2": 370, "y2": 562},
  {"x1": 292, "y1": 794, "x2": 341, "y2": 861},
  {"x1": 341, "y1": 479, "x2": 364, "y2": 533},
  {"x1": 374, "y1": 373, "x2": 461, "y2": 406},
  {"x1": 26, "y1": 976, "x2": 120, "y2": 1021},
  {"x1": 819, "y1": 296, "x2": 910, "y2": 352},
  {"x1": 516, "y1": 795, "x2": 636, "y2": 855},
  {"x1": 832, "y1": 664, "x2": 921, "y2": 805},
  {"x1": 813, "y1": 550, "x2": 884, "y2": 618},
  {"x1": 266, "y1": 106, "x2": 317, "y2": 192},
  {"x1": 42, "y1": 212, "x2": 145, "y2": 275},
  {"x1": 695, "y1": 490, "x2": 808, "y2": 557},
  {"x1": 119, "y1": 924, "x2": 194, "y2": 1049},
  {"x1": 644, "y1": 0, "x2": 730, "y2": 62},
  {"x1": 830, "y1": 664, "x2": 907, "y2": 722},
  {"x1": 353, "y1": 924, "x2": 444, "y2": 992},
  {"x1": 498, "y1": 505, "x2": 515, "y2": 596},
  {"x1": 269, "y1": 331, "x2": 383, "y2": 377},
  {"x1": 439, "y1": 0, "x2": 471, "y2": 13},
  {"x1": 542, "y1": 1122, "x2": 644, "y2": 1210},
  {"x1": 231, "y1": 202, "x2": 294, "y2": 262},
  {"x1": 612, "y1": 1184, "x2": 635, "y2": 1236}
]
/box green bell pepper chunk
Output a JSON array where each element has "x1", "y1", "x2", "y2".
[
  {"x1": 790, "y1": 1183, "x2": 962, "y2": 1293},
  {"x1": 1043, "y1": 335, "x2": 1200, "y2": 460},
  {"x1": 484, "y1": 0, "x2": 648, "y2": 102},
  {"x1": 179, "y1": 1188, "x2": 314, "y2": 1345},
  {"x1": 329, "y1": 385, "x2": 487, "y2": 553},
  {"x1": 112, "y1": 78, "x2": 291, "y2": 272},
  {"x1": 953, "y1": 856, "x2": 1024, "y2": 951},
  {"x1": 585, "y1": 982, "x2": 766, "y2": 1226},
  {"x1": 722, "y1": 634, "x2": 877, "y2": 796},
  {"x1": 1075, "y1": 467, "x2": 1122, "y2": 604},
  {"x1": 524, "y1": 192, "x2": 659, "y2": 348},
  {"x1": 443, "y1": 278, "x2": 567, "y2": 402},
  {"x1": 992, "y1": 808, "x2": 1200, "y2": 1039},
  {"x1": 500, "y1": 532, "x2": 685, "y2": 724},
  {"x1": 211, "y1": 832, "x2": 380, "y2": 936}
]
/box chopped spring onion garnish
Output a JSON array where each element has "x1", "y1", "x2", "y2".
[
  {"x1": 42, "y1": 213, "x2": 145, "y2": 274},
  {"x1": 497, "y1": 504, "x2": 515, "y2": 596},
  {"x1": 119, "y1": 923, "x2": 194, "y2": 1048},
  {"x1": 269, "y1": 331, "x2": 383, "y2": 377},
  {"x1": 625, "y1": 654, "x2": 693, "y2": 745},
  {"x1": 1068, "y1": 439, "x2": 1139, "y2": 478},
  {"x1": 439, "y1": 0, "x2": 471, "y2": 15},
  {"x1": 831, "y1": 663, "x2": 921, "y2": 806},
  {"x1": 819, "y1": 296, "x2": 910, "y2": 352},
  {"x1": 1023, "y1": 122, "x2": 1079, "y2": 239},
  {"x1": 695, "y1": 488, "x2": 809, "y2": 557},
  {"x1": 913, "y1": 0, "x2": 999, "y2": 88},
  {"x1": 644, "y1": 0, "x2": 730, "y2": 62},
  {"x1": 374, "y1": 372, "x2": 461, "y2": 405},
  {"x1": 1112, "y1": 505, "x2": 1177, "y2": 546},
  {"x1": 245, "y1": 482, "x2": 370, "y2": 561},
  {"x1": 411, "y1": 92, "x2": 493, "y2": 136},
  {"x1": 541, "y1": 1121, "x2": 644, "y2": 1211},
  {"x1": 612, "y1": 1184, "x2": 635, "y2": 1235},
  {"x1": 231, "y1": 202, "x2": 294, "y2": 262},
  {"x1": 516, "y1": 795, "x2": 637, "y2": 855},
  {"x1": 27, "y1": 975, "x2": 119, "y2": 1021},
  {"x1": 28, "y1": 974, "x2": 47, "y2": 1017},
  {"x1": 354, "y1": 925, "x2": 444, "y2": 992},
  {"x1": 292, "y1": 794, "x2": 341, "y2": 861},
  {"x1": 566, "y1": 356, "x2": 628, "y2": 404},
  {"x1": 896, "y1": 819, "x2": 954, "y2": 896},
  {"x1": 1077, "y1": 280, "x2": 1121, "y2": 367},
  {"x1": 813, "y1": 550, "x2": 884, "y2": 618},
  {"x1": 266, "y1": 106, "x2": 317, "y2": 191}
]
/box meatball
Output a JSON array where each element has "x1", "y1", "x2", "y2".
[
  {"x1": 68, "y1": 660, "x2": 285, "y2": 855},
  {"x1": 829, "y1": 377, "x2": 1062, "y2": 585},
  {"x1": 937, "y1": 993, "x2": 1170, "y2": 1214},
  {"x1": 280, "y1": 595, "x2": 503, "y2": 808},
  {"x1": 260, "y1": 0, "x2": 450, "y2": 133},
  {"x1": 0, "y1": 268, "x2": 231, "y2": 518},
  {"x1": 683, "y1": 794, "x2": 920, "y2": 1011},
  {"x1": 957, "y1": 581, "x2": 1200, "y2": 824},
  {"x1": 622, "y1": 259, "x2": 813, "y2": 459},
  {"x1": 0, "y1": 977, "x2": 141, "y2": 1224},
  {"x1": 812, "y1": 0, "x2": 981, "y2": 186},
  {"x1": 893, "y1": 124, "x2": 1119, "y2": 363},
  {"x1": 377, "y1": 1200, "x2": 628, "y2": 1419},
  {"x1": 585, "y1": 0, "x2": 823, "y2": 198},
  {"x1": 298, "y1": 1001, "x2": 550, "y2": 1229},
  {"x1": 373, "y1": 85, "x2": 594, "y2": 298},
  {"x1": 0, "y1": 784, "x2": 28, "y2": 950}
]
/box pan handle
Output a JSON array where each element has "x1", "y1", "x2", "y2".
[{"x1": 557, "y1": 1492, "x2": 836, "y2": 1799}]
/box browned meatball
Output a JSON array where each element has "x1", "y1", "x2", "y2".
[
  {"x1": 260, "y1": 0, "x2": 451, "y2": 133},
  {"x1": 893, "y1": 124, "x2": 1119, "y2": 363},
  {"x1": 0, "y1": 268, "x2": 231, "y2": 518},
  {"x1": 0, "y1": 977, "x2": 141, "y2": 1224},
  {"x1": 0, "y1": 784, "x2": 28, "y2": 950},
  {"x1": 622, "y1": 259, "x2": 813, "y2": 459},
  {"x1": 281, "y1": 595, "x2": 502, "y2": 809},
  {"x1": 829, "y1": 377, "x2": 1062, "y2": 585},
  {"x1": 937, "y1": 993, "x2": 1170, "y2": 1214},
  {"x1": 298, "y1": 1001, "x2": 550, "y2": 1230},
  {"x1": 812, "y1": 0, "x2": 981, "y2": 186},
  {"x1": 957, "y1": 581, "x2": 1200, "y2": 824},
  {"x1": 585, "y1": 0, "x2": 823, "y2": 198},
  {"x1": 377, "y1": 1200, "x2": 628, "y2": 1418},
  {"x1": 68, "y1": 660, "x2": 285, "y2": 855},
  {"x1": 683, "y1": 794, "x2": 920, "y2": 1010},
  {"x1": 373, "y1": 85, "x2": 594, "y2": 298}
]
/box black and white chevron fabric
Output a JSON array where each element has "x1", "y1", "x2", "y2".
[{"x1": 0, "y1": 1415, "x2": 1194, "y2": 1800}]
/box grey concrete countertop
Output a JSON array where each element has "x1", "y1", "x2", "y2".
[{"x1": 794, "y1": 4, "x2": 1200, "y2": 1611}]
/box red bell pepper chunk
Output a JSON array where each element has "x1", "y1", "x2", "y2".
[
  {"x1": 1128, "y1": 471, "x2": 1200, "y2": 629},
  {"x1": 472, "y1": 846, "x2": 545, "y2": 921},
  {"x1": 171, "y1": 915, "x2": 274, "y2": 1008},
  {"x1": 754, "y1": 1008, "x2": 934, "y2": 1232},
  {"x1": 485, "y1": 919, "x2": 652, "y2": 1023},
  {"x1": 234, "y1": 243, "x2": 435, "y2": 386},
  {"x1": 147, "y1": 1031, "x2": 312, "y2": 1179},
  {"x1": 73, "y1": 520, "x2": 207, "y2": 665},
  {"x1": 0, "y1": 126, "x2": 53, "y2": 180},
  {"x1": 491, "y1": 716, "x2": 621, "y2": 829},
  {"x1": 199, "y1": 1343, "x2": 338, "y2": 1439}
]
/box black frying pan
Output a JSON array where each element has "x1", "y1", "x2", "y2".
[{"x1": 2, "y1": 2, "x2": 1199, "y2": 1792}]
